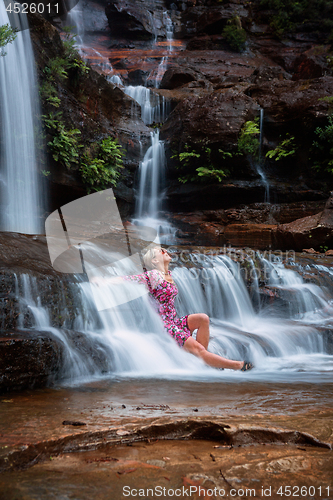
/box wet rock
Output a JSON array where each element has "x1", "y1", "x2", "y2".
[
  {"x1": 179, "y1": 2, "x2": 248, "y2": 38},
  {"x1": 62, "y1": 421, "x2": 87, "y2": 426},
  {"x1": 248, "y1": 77, "x2": 333, "y2": 126},
  {"x1": 302, "y1": 248, "x2": 319, "y2": 254},
  {"x1": 225, "y1": 224, "x2": 277, "y2": 250},
  {"x1": 160, "y1": 66, "x2": 198, "y2": 89},
  {"x1": 275, "y1": 192, "x2": 333, "y2": 252},
  {"x1": 105, "y1": 0, "x2": 177, "y2": 39},
  {"x1": 27, "y1": 12, "x2": 150, "y2": 216},
  {"x1": 162, "y1": 86, "x2": 259, "y2": 153},
  {"x1": 0, "y1": 330, "x2": 62, "y2": 393}
]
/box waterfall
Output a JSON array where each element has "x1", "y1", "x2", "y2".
[
  {"x1": 153, "y1": 11, "x2": 174, "y2": 88},
  {"x1": 131, "y1": 130, "x2": 175, "y2": 242},
  {"x1": 16, "y1": 251, "x2": 333, "y2": 383},
  {"x1": 163, "y1": 11, "x2": 174, "y2": 53},
  {"x1": 255, "y1": 108, "x2": 270, "y2": 203},
  {"x1": 64, "y1": 0, "x2": 84, "y2": 47},
  {"x1": 0, "y1": 2, "x2": 44, "y2": 234},
  {"x1": 124, "y1": 86, "x2": 169, "y2": 125},
  {"x1": 135, "y1": 130, "x2": 165, "y2": 219},
  {"x1": 259, "y1": 107, "x2": 264, "y2": 162}
]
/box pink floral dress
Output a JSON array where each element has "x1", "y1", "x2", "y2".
[{"x1": 124, "y1": 269, "x2": 192, "y2": 347}]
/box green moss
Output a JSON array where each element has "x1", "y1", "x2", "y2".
[
  {"x1": 222, "y1": 17, "x2": 247, "y2": 52},
  {"x1": 237, "y1": 119, "x2": 260, "y2": 157}
]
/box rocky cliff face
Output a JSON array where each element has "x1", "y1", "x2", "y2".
[
  {"x1": 25, "y1": 0, "x2": 333, "y2": 242},
  {"x1": 101, "y1": 1, "x2": 333, "y2": 199},
  {"x1": 27, "y1": 12, "x2": 152, "y2": 218}
]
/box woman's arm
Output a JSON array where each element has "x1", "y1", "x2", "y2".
[{"x1": 90, "y1": 269, "x2": 162, "y2": 289}]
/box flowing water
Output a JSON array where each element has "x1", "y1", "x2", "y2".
[
  {"x1": 131, "y1": 130, "x2": 176, "y2": 242},
  {"x1": 255, "y1": 108, "x2": 270, "y2": 203},
  {"x1": 0, "y1": 1, "x2": 44, "y2": 233},
  {"x1": 15, "y1": 249, "x2": 333, "y2": 385}
]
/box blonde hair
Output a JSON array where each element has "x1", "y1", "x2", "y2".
[{"x1": 142, "y1": 246, "x2": 160, "y2": 270}]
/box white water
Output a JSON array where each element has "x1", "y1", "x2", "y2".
[
  {"x1": 255, "y1": 108, "x2": 270, "y2": 203},
  {"x1": 124, "y1": 86, "x2": 170, "y2": 125},
  {"x1": 16, "y1": 251, "x2": 333, "y2": 384},
  {"x1": 132, "y1": 130, "x2": 176, "y2": 243},
  {"x1": 163, "y1": 11, "x2": 174, "y2": 53},
  {"x1": 0, "y1": 2, "x2": 43, "y2": 233},
  {"x1": 64, "y1": 0, "x2": 84, "y2": 47}
]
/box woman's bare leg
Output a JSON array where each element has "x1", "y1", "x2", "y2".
[
  {"x1": 187, "y1": 313, "x2": 210, "y2": 349},
  {"x1": 184, "y1": 337, "x2": 243, "y2": 370}
]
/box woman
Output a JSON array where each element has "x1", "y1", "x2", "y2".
[{"x1": 119, "y1": 246, "x2": 253, "y2": 372}]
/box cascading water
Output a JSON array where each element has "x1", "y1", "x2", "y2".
[
  {"x1": 255, "y1": 108, "x2": 270, "y2": 203},
  {"x1": 153, "y1": 11, "x2": 173, "y2": 88},
  {"x1": 16, "y1": 249, "x2": 333, "y2": 384},
  {"x1": 131, "y1": 130, "x2": 176, "y2": 243},
  {"x1": 124, "y1": 86, "x2": 169, "y2": 125},
  {"x1": 0, "y1": 2, "x2": 44, "y2": 233}
]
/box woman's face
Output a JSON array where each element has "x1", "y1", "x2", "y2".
[{"x1": 152, "y1": 247, "x2": 171, "y2": 267}]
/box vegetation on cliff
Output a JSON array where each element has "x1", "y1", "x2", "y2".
[
  {"x1": 0, "y1": 23, "x2": 17, "y2": 55},
  {"x1": 256, "y1": 0, "x2": 333, "y2": 40},
  {"x1": 39, "y1": 30, "x2": 124, "y2": 194}
]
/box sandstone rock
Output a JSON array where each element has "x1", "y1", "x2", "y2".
[
  {"x1": 161, "y1": 85, "x2": 259, "y2": 152},
  {"x1": 248, "y1": 77, "x2": 333, "y2": 125},
  {"x1": 275, "y1": 192, "x2": 333, "y2": 251},
  {"x1": 105, "y1": 0, "x2": 177, "y2": 39},
  {"x1": 302, "y1": 248, "x2": 319, "y2": 254},
  {"x1": 224, "y1": 223, "x2": 277, "y2": 250},
  {"x1": 325, "y1": 249, "x2": 333, "y2": 256},
  {"x1": 28, "y1": 12, "x2": 151, "y2": 215},
  {"x1": 179, "y1": 2, "x2": 248, "y2": 38},
  {"x1": 160, "y1": 66, "x2": 199, "y2": 89},
  {"x1": 0, "y1": 330, "x2": 62, "y2": 392}
]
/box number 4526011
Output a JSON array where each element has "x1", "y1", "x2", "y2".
[{"x1": 6, "y1": 3, "x2": 59, "y2": 14}]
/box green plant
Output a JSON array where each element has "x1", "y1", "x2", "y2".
[
  {"x1": 319, "y1": 96, "x2": 333, "y2": 114},
  {"x1": 172, "y1": 144, "x2": 228, "y2": 184},
  {"x1": 258, "y1": 0, "x2": 333, "y2": 39},
  {"x1": 0, "y1": 24, "x2": 18, "y2": 56},
  {"x1": 311, "y1": 115, "x2": 333, "y2": 174},
  {"x1": 79, "y1": 137, "x2": 124, "y2": 193},
  {"x1": 237, "y1": 119, "x2": 260, "y2": 157},
  {"x1": 320, "y1": 245, "x2": 329, "y2": 253},
  {"x1": 62, "y1": 31, "x2": 90, "y2": 75},
  {"x1": 265, "y1": 133, "x2": 296, "y2": 161},
  {"x1": 196, "y1": 166, "x2": 227, "y2": 182},
  {"x1": 222, "y1": 17, "x2": 247, "y2": 52},
  {"x1": 43, "y1": 113, "x2": 82, "y2": 168},
  {"x1": 39, "y1": 81, "x2": 61, "y2": 108},
  {"x1": 44, "y1": 57, "x2": 69, "y2": 81}
]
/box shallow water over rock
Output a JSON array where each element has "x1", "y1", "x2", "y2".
[{"x1": 0, "y1": 378, "x2": 332, "y2": 498}]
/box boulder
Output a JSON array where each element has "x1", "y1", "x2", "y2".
[
  {"x1": 105, "y1": 0, "x2": 173, "y2": 39},
  {"x1": 179, "y1": 2, "x2": 248, "y2": 38},
  {"x1": 160, "y1": 65, "x2": 199, "y2": 89},
  {"x1": 161, "y1": 85, "x2": 259, "y2": 151},
  {"x1": 248, "y1": 77, "x2": 333, "y2": 126},
  {"x1": 0, "y1": 330, "x2": 62, "y2": 393},
  {"x1": 275, "y1": 192, "x2": 333, "y2": 251}
]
